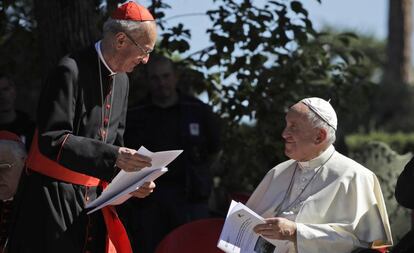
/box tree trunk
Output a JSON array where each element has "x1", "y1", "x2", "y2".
[
  {"x1": 33, "y1": 0, "x2": 101, "y2": 73},
  {"x1": 386, "y1": 0, "x2": 412, "y2": 86}
]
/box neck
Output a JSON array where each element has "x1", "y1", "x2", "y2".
[
  {"x1": 152, "y1": 93, "x2": 179, "y2": 108},
  {"x1": 300, "y1": 144, "x2": 331, "y2": 162},
  {"x1": 100, "y1": 39, "x2": 117, "y2": 72},
  {"x1": 0, "y1": 110, "x2": 16, "y2": 125}
]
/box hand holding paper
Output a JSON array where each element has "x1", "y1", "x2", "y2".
[
  {"x1": 253, "y1": 217, "x2": 297, "y2": 242},
  {"x1": 115, "y1": 146, "x2": 152, "y2": 172},
  {"x1": 217, "y1": 201, "x2": 289, "y2": 253},
  {"x1": 130, "y1": 181, "x2": 156, "y2": 198},
  {"x1": 85, "y1": 146, "x2": 183, "y2": 214}
]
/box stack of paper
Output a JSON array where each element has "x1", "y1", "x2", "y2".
[
  {"x1": 85, "y1": 146, "x2": 183, "y2": 214},
  {"x1": 218, "y1": 201, "x2": 286, "y2": 253}
]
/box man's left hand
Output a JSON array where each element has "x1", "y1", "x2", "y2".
[
  {"x1": 253, "y1": 217, "x2": 297, "y2": 242},
  {"x1": 130, "y1": 181, "x2": 156, "y2": 198}
]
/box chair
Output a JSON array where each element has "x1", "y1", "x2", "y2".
[
  {"x1": 155, "y1": 218, "x2": 225, "y2": 253},
  {"x1": 351, "y1": 248, "x2": 387, "y2": 253}
]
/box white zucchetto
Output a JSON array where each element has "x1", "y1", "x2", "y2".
[{"x1": 300, "y1": 97, "x2": 337, "y2": 130}]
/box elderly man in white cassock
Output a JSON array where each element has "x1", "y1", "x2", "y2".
[{"x1": 249, "y1": 97, "x2": 393, "y2": 253}]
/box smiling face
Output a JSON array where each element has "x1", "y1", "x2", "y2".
[{"x1": 281, "y1": 103, "x2": 326, "y2": 161}]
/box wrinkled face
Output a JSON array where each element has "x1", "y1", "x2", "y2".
[
  {"x1": 281, "y1": 103, "x2": 320, "y2": 161},
  {"x1": 0, "y1": 78, "x2": 16, "y2": 112},
  {"x1": 148, "y1": 61, "x2": 178, "y2": 100},
  {"x1": 113, "y1": 23, "x2": 157, "y2": 73},
  {"x1": 0, "y1": 141, "x2": 26, "y2": 200}
]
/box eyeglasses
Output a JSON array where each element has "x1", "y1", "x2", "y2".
[{"x1": 124, "y1": 32, "x2": 153, "y2": 56}]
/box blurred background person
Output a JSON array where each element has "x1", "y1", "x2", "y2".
[
  {"x1": 0, "y1": 73, "x2": 34, "y2": 252},
  {"x1": 393, "y1": 158, "x2": 414, "y2": 253},
  {"x1": 0, "y1": 132, "x2": 27, "y2": 252},
  {"x1": 120, "y1": 55, "x2": 221, "y2": 253}
]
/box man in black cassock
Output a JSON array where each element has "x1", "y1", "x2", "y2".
[{"x1": 7, "y1": 2, "x2": 157, "y2": 253}]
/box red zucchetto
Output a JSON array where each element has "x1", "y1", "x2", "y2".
[{"x1": 111, "y1": 1, "x2": 154, "y2": 21}]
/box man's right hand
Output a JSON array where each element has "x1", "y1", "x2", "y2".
[{"x1": 116, "y1": 147, "x2": 152, "y2": 172}]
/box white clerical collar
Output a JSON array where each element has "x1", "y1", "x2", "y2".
[
  {"x1": 95, "y1": 41, "x2": 116, "y2": 75},
  {"x1": 298, "y1": 145, "x2": 335, "y2": 171}
]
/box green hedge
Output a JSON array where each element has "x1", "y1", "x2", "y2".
[{"x1": 346, "y1": 131, "x2": 414, "y2": 154}]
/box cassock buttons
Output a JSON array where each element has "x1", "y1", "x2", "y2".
[
  {"x1": 104, "y1": 118, "x2": 109, "y2": 127},
  {"x1": 101, "y1": 130, "x2": 106, "y2": 138},
  {"x1": 106, "y1": 104, "x2": 111, "y2": 109}
]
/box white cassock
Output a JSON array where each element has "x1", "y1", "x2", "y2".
[{"x1": 246, "y1": 145, "x2": 393, "y2": 253}]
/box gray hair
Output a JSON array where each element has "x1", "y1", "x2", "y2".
[
  {"x1": 306, "y1": 109, "x2": 336, "y2": 145},
  {"x1": 103, "y1": 18, "x2": 153, "y2": 37}
]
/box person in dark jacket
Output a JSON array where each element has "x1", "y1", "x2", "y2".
[
  {"x1": 120, "y1": 55, "x2": 221, "y2": 253},
  {"x1": 7, "y1": 2, "x2": 157, "y2": 252},
  {"x1": 393, "y1": 157, "x2": 414, "y2": 253}
]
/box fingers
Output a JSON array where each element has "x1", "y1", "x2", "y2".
[
  {"x1": 130, "y1": 181, "x2": 156, "y2": 198},
  {"x1": 141, "y1": 181, "x2": 156, "y2": 189},
  {"x1": 254, "y1": 218, "x2": 297, "y2": 241},
  {"x1": 116, "y1": 147, "x2": 152, "y2": 172},
  {"x1": 253, "y1": 221, "x2": 278, "y2": 237}
]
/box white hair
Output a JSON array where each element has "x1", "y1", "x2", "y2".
[
  {"x1": 306, "y1": 109, "x2": 336, "y2": 145},
  {"x1": 103, "y1": 18, "x2": 155, "y2": 37}
]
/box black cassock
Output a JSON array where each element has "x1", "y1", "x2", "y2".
[{"x1": 8, "y1": 45, "x2": 129, "y2": 253}]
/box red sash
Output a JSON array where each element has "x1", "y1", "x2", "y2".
[{"x1": 26, "y1": 130, "x2": 132, "y2": 253}]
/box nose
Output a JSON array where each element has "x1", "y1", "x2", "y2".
[
  {"x1": 281, "y1": 127, "x2": 289, "y2": 140},
  {"x1": 141, "y1": 55, "x2": 150, "y2": 64}
]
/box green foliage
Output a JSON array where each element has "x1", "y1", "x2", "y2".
[
  {"x1": 0, "y1": 0, "x2": 37, "y2": 73},
  {"x1": 147, "y1": 1, "x2": 192, "y2": 55},
  {"x1": 0, "y1": 0, "x2": 41, "y2": 115},
  {"x1": 346, "y1": 131, "x2": 414, "y2": 154},
  {"x1": 0, "y1": 0, "x2": 387, "y2": 193},
  {"x1": 196, "y1": 0, "x2": 378, "y2": 191},
  {"x1": 149, "y1": 0, "x2": 383, "y2": 192}
]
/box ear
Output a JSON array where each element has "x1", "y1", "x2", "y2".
[
  {"x1": 114, "y1": 32, "x2": 127, "y2": 49},
  {"x1": 315, "y1": 128, "x2": 327, "y2": 144}
]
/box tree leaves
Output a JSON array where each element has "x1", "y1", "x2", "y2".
[{"x1": 129, "y1": 0, "x2": 382, "y2": 192}]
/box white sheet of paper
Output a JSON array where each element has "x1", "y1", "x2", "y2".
[
  {"x1": 217, "y1": 200, "x2": 287, "y2": 253},
  {"x1": 85, "y1": 146, "x2": 183, "y2": 214}
]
